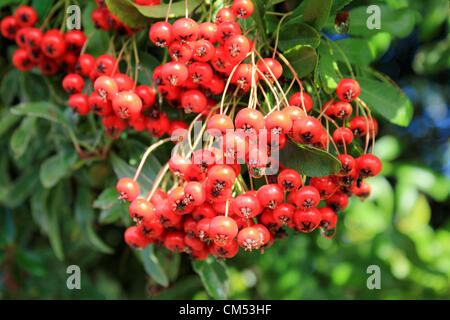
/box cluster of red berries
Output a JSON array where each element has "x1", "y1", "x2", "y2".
[
  {"x1": 91, "y1": 0, "x2": 160, "y2": 36},
  {"x1": 118, "y1": 77, "x2": 382, "y2": 260},
  {"x1": 148, "y1": 0, "x2": 259, "y2": 114},
  {"x1": 1, "y1": 6, "x2": 87, "y2": 75}
]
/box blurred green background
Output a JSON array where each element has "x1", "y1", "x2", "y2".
[{"x1": 0, "y1": 0, "x2": 449, "y2": 299}]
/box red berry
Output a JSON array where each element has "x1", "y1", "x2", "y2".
[
  {"x1": 1, "y1": 16, "x2": 18, "y2": 40},
  {"x1": 172, "y1": 18, "x2": 199, "y2": 43},
  {"x1": 232, "y1": 0, "x2": 255, "y2": 19},
  {"x1": 207, "y1": 114, "x2": 234, "y2": 137},
  {"x1": 273, "y1": 203, "x2": 295, "y2": 225},
  {"x1": 12, "y1": 48, "x2": 34, "y2": 71},
  {"x1": 277, "y1": 168, "x2": 302, "y2": 191},
  {"x1": 41, "y1": 30, "x2": 66, "y2": 59},
  {"x1": 94, "y1": 75, "x2": 118, "y2": 100},
  {"x1": 112, "y1": 91, "x2": 142, "y2": 119},
  {"x1": 89, "y1": 92, "x2": 112, "y2": 116},
  {"x1": 14, "y1": 6, "x2": 37, "y2": 28},
  {"x1": 237, "y1": 227, "x2": 262, "y2": 251},
  {"x1": 336, "y1": 78, "x2": 360, "y2": 102},
  {"x1": 25, "y1": 27, "x2": 43, "y2": 48},
  {"x1": 209, "y1": 240, "x2": 239, "y2": 259},
  {"x1": 198, "y1": 22, "x2": 218, "y2": 43},
  {"x1": 293, "y1": 208, "x2": 321, "y2": 233},
  {"x1": 291, "y1": 116, "x2": 324, "y2": 145},
  {"x1": 124, "y1": 226, "x2": 150, "y2": 249},
  {"x1": 337, "y1": 154, "x2": 356, "y2": 176},
  {"x1": 169, "y1": 40, "x2": 193, "y2": 63},
  {"x1": 129, "y1": 198, "x2": 154, "y2": 223},
  {"x1": 283, "y1": 106, "x2": 307, "y2": 122},
  {"x1": 162, "y1": 61, "x2": 189, "y2": 86},
  {"x1": 215, "y1": 8, "x2": 236, "y2": 24},
  {"x1": 135, "y1": 85, "x2": 156, "y2": 109},
  {"x1": 217, "y1": 21, "x2": 241, "y2": 44},
  {"x1": 164, "y1": 231, "x2": 186, "y2": 252},
  {"x1": 192, "y1": 39, "x2": 215, "y2": 62},
  {"x1": 234, "y1": 108, "x2": 265, "y2": 135},
  {"x1": 149, "y1": 21, "x2": 173, "y2": 47},
  {"x1": 232, "y1": 194, "x2": 262, "y2": 219},
  {"x1": 184, "y1": 181, "x2": 206, "y2": 206},
  {"x1": 309, "y1": 176, "x2": 338, "y2": 200},
  {"x1": 294, "y1": 186, "x2": 320, "y2": 209},
  {"x1": 209, "y1": 216, "x2": 238, "y2": 246},
  {"x1": 94, "y1": 54, "x2": 117, "y2": 76},
  {"x1": 91, "y1": 8, "x2": 110, "y2": 31},
  {"x1": 64, "y1": 30, "x2": 86, "y2": 53},
  {"x1": 256, "y1": 184, "x2": 284, "y2": 209},
  {"x1": 318, "y1": 206, "x2": 337, "y2": 230},
  {"x1": 332, "y1": 101, "x2": 353, "y2": 119},
  {"x1": 116, "y1": 177, "x2": 140, "y2": 202},
  {"x1": 113, "y1": 73, "x2": 134, "y2": 91},
  {"x1": 289, "y1": 92, "x2": 313, "y2": 112},
  {"x1": 181, "y1": 89, "x2": 207, "y2": 114},
  {"x1": 265, "y1": 110, "x2": 292, "y2": 135},
  {"x1": 257, "y1": 58, "x2": 283, "y2": 82},
  {"x1": 68, "y1": 93, "x2": 90, "y2": 115},
  {"x1": 224, "y1": 34, "x2": 250, "y2": 63},
  {"x1": 62, "y1": 73, "x2": 85, "y2": 94},
  {"x1": 75, "y1": 54, "x2": 95, "y2": 76},
  {"x1": 326, "y1": 191, "x2": 349, "y2": 212},
  {"x1": 356, "y1": 154, "x2": 382, "y2": 178},
  {"x1": 333, "y1": 127, "x2": 354, "y2": 146}
]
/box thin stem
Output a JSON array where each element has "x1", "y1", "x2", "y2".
[
  {"x1": 133, "y1": 138, "x2": 171, "y2": 181},
  {"x1": 272, "y1": 12, "x2": 292, "y2": 59},
  {"x1": 132, "y1": 36, "x2": 140, "y2": 89},
  {"x1": 146, "y1": 163, "x2": 170, "y2": 202},
  {"x1": 165, "y1": 0, "x2": 173, "y2": 23}
]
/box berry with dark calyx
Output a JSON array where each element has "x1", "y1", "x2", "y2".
[
  {"x1": 273, "y1": 203, "x2": 295, "y2": 225},
  {"x1": 356, "y1": 154, "x2": 382, "y2": 178},
  {"x1": 14, "y1": 6, "x2": 37, "y2": 28},
  {"x1": 259, "y1": 208, "x2": 282, "y2": 232},
  {"x1": 68, "y1": 93, "x2": 90, "y2": 115},
  {"x1": 183, "y1": 217, "x2": 198, "y2": 237},
  {"x1": 232, "y1": 0, "x2": 255, "y2": 19},
  {"x1": 124, "y1": 226, "x2": 150, "y2": 249},
  {"x1": 237, "y1": 227, "x2": 262, "y2": 251},
  {"x1": 217, "y1": 21, "x2": 241, "y2": 44},
  {"x1": 294, "y1": 186, "x2": 320, "y2": 210},
  {"x1": 257, "y1": 58, "x2": 283, "y2": 82},
  {"x1": 192, "y1": 39, "x2": 215, "y2": 62},
  {"x1": 62, "y1": 73, "x2": 85, "y2": 94},
  {"x1": 234, "y1": 108, "x2": 265, "y2": 136},
  {"x1": 192, "y1": 203, "x2": 217, "y2": 221},
  {"x1": 1, "y1": 16, "x2": 18, "y2": 40},
  {"x1": 215, "y1": 8, "x2": 236, "y2": 24},
  {"x1": 333, "y1": 127, "x2": 354, "y2": 146},
  {"x1": 181, "y1": 89, "x2": 207, "y2": 114},
  {"x1": 209, "y1": 240, "x2": 239, "y2": 259},
  {"x1": 265, "y1": 110, "x2": 292, "y2": 135},
  {"x1": 253, "y1": 223, "x2": 271, "y2": 246},
  {"x1": 198, "y1": 22, "x2": 218, "y2": 43},
  {"x1": 224, "y1": 34, "x2": 250, "y2": 63},
  {"x1": 169, "y1": 40, "x2": 193, "y2": 63},
  {"x1": 88, "y1": 92, "x2": 112, "y2": 116},
  {"x1": 351, "y1": 180, "x2": 371, "y2": 200},
  {"x1": 135, "y1": 85, "x2": 156, "y2": 109},
  {"x1": 336, "y1": 78, "x2": 360, "y2": 102},
  {"x1": 336, "y1": 154, "x2": 356, "y2": 176},
  {"x1": 184, "y1": 235, "x2": 206, "y2": 253},
  {"x1": 332, "y1": 101, "x2": 353, "y2": 120},
  {"x1": 128, "y1": 198, "x2": 154, "y2": 223},
  {"x1": 116, "y1": 178, "x2": 140, "y2": 202},
  {"x1": 164, "y1": 231, "x2": 186, "y2": 252},
  {"x1": 162, "y1": 61, "x2": 189, "y2": 86},
  {"x1": 291, "y1": 116, "x2": 324, "y2": 145},
  {"x1": 310, "y1": 176, "x2": 338, "y2": 200},
  {"x1": 149, "y1": 21, "x2": 173, "y2": 47},
  {"x1": 256, "y1": 184, "x2": 284, "y2": 209},
  {"x1": 112, "y1": 91, "x2": 143, "y2": 119},
  {"x1": 41, "y1": 30, "x2": 66, "y2": 59},
  {"x1": 172, "y1": 18, "x2": 199, "y2": 43},
  {"x1": 94, "y1": 54, "x2": 117, "y2": 76},
  {"x1": 94, "y1": 75, "x2": 118, "y2": 100},
  {"x1": 232, "y1": 194, "x2": 262, "y2": 219},
  {"x1": 64, "y1": 30, "x2": 86, "y2": 53},
  {"x1": 318, "y1": 206, "x2": 337, "y2": 230},
  {"x1": 293, "y1": 208, "x2": 321, "y2": 233},
  {"x1": 209, "y1": 216, "x2": 238, "y2": 246},
  {"x1": 75, "y1": 54, "x2": 95, "y2": 76},
  {"x1": 197, "y1": 218, "x2": 212, "y2": 241},
  {"x1": 168, "y1": 187, "x2": 195, "y2": 215},
  {"x1": 207, "y1": 114, "x2": 234, "y2": 137},
  {"x1": 289, "y1": 92, "x2": 313, "y2": 112},
  {"x1": 12, "y1": 48, "x2": 34, "y2": 71},
  {"x1": 326, "y1": 192, "x2": 349, "y2": 212},
  {"x1": 277, "y1": 168, "x2": 302, "y2": 191},
  {"x1": 184, "y1": 181, "x2": 206, "y2": 206}
]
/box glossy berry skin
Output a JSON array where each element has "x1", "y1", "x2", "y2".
[
  {"x1": 140, "y1": 217, "x2": 164, "y2": 238},
  {"x1": 91, "y1": 8, "x2": 110, "y2": 30},
  {"x1": 293, "y1": 208, "x2": 321, "y2": 233},
  {"x1": 207, "y1": 164, "x2": 236, "y2": 191},
  {"x1": 149, "y1": 21, "x2": 173, "y2": 47},
  {"x1": 273, "y1": 203, "x2": 295, "y2": 225},
  {"x1": 348, "y1": 116, "x2": 378, "y2": 137},
  {"x1": 94, "y1": 54, "x2": 117, "y2": 76},
  {"x1": 128, "y1": 198, "x2": 154, "y2": 223},
  {"x1": 164, "y1": 231, "x2": 186, "y2": 252},
  {"x1": 257, "y1": 58, "x2": 282, "y2": 82},
  {"x1": 356, "y1": 154, "x2": 382, "y2": 178},
  {"x1": 168, "y1": 187, "x2": 195, "y2": 215},
  {"x1": 292, "y1": 116, "x2": 324, "y2": 145},
  {"x1": 64, "y1": 30, "x2": 86, "y2": 53},
  {"x1": 68, "y1": 93, "x2": 90, "y2": 116},
  {"x1": 124, "y1": 226, "x2": 150, "y2": 249},
  {"x1": 112, "y1": 91, "x2": 142, "y2": 119},
  {"x1": 232, "y1": 0, "x2": 255, "y2": 19},
  {"x1": 289, "y1": 92, "x2": 313, "y2": 112},
  {"x1": 192, "y1": 39, "x2": 215, "y2": 62},
  {"x1": 116, "y1": 177, "x2": 140, "y2": 202},
  {"x1": 234, "y1": 108, "x2": 265, "y2": 135},
  {"x1": 215, "y1": 8, "x2": 236, "y2": 24},
  {"x1": 265, "y1": 110, "x2": 293, "y2": 135},
  {"x1": 207, "y1": 114, "x2": 234, "y2": 137},
  {"x1": 41, "y1": 30, "x2": 66, "y2": 59},
  {"x1": 253, "y1": 224, "x2": 271, "y2": 245},
  {"x1": 1, "y1": 16, "x2": 18, "y2": 40},
  {"x1": 260, "y1": 208, "x2": 282, "y2": 231},
  {"x1": 197, "y1": 218, "x2": 212, "y2": 241},
  {"x1": 15, "y1": 27, "x2": 29, "y2": 48},
  {"x1": 184, "y1": 181, "x2": 206, "y2": 206},
  {"x1": 38, "y1": 57, "x2": 60, "y2": 75},
  {"x1": 181, "y1": 90, "x2": 207, "y2": 114},
  {"x1": 12, "y1": 48, "x2": 34, "y2": 71},
  {"x1": 294, "y1": 186, "x2": 320, "y2": 209},
  {"x1": 237, "y1": 227, "x2": 262, "y2": 251},
  {"x1": 351, "y1": 180, "x2": 371, "y2": 200},
  {"x1": 318, "y1": 207, "x2": 338, "y2": 230},
  {"x1": 173, "y1": 18, "x2": 199, "y2": 43},
  {"x1": 232, "y1": 194, "x2": 262, "y2": 219},
  {"x1": 198, "y1": 22, "x2": 218, "y2": 43},
  {"x1": 25, "y1": 27, "x2": 43, "y2": 48},
  {"x1": 14, "y1": 6, "x2": 37, "y2": 28},
  {"x1": 162, "y1": 61, "x2": 189, "y2": 86},
  {"x1": 184, "y1": 235, "x2": 206, "y2": 253},
  {"x1": 326, "y1": 192, "x2": 349, "y2": 212},
  {"x1": 224, "y1": 34, "x2": 250, "y2": 63},
  {"x1": 209, "y1": 240, "x2": 239, "y2": 259},
  {"x1": 75, "y1": 54, "x2": 95, "y2": 76},
  {"x1": 278, "y1": 168, "x2": 302, "y2": 191},
  {"x1": 169, "y1": 40, "x2": 193, "y2": 63},
  {"x1": 62, "y1": 73, "x2": 84, "y2": 94},
  {"x1": 337, "y1": 154, "x2": 356, "y2": 176},
  {"x1": 209, "y1": 216, "x2": 238, "y2": 246},
  {"x1": 283, "y1": 106, "x2": 307, "y2": 122},
  {"x1": 333, "y1": 127, "x2": 354, "y2": 146},
  {"x1": 256, "y1": 184, "x2": 284, "y2": 209},
  {"x1": 310, "y1": 177, "x2": 338, "y2": 200},
  {"x1": 217, "y1": 21, "x2": 241, "y2": 44},
  {"x1": 332, "y1": 101, "x2": 353, "y2": 120},
  {"x1": 94, "y1": 75, "x2": 118, "y2": 100},
  {"x1": 336, "y1": 78, "x2": 360, "y2": 102},
  {"x1": 113, "y1": 73, "x2": 134, "y2": 91},
  {"x1": 134, "y1": 85, "x2": 156, "y2": 110},
  {"x1": 88, "y1": 92, "x2": 112, "y2": 116}
]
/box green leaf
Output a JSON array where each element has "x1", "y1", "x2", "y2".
[
  {"x1": 140, "y1": 245, "x2": 169, "y2": 287},
  {"x1": 250, "y1": 0, "x2": 268, "y2": 42},
  {"x1": 2, "y1": 169, "x2": 40, "y2": 208},
  {"x1": 105, "y1": 0, "x2": 153, "y2": 28},
  {"x1": 343, "y1": 5, "x2": 416, "y2": 38},
  {"x1": 280, "y1": 141, "x2": 341, "y2": 177},
  {"x1": 10, "y1": 117, "x2": 37, "y2": 158},
  {"x1": 278, "y1": 23, "x2": 321, "y2": 52},
  {"x1": 99, "y1": 203, "x2": 126, "y2": 224},
  {"x1": 0, "y1": 110, "x2": 21, "y2": 139},
  {"x1": 413, "y1": 39, "x2": 450, "y2": 75},
  {"x1": 0, "y1": 209, "x2": 15, "y2": 245},
  {"x1": 20, "y1": 72, "x2": 49, "y2": 102},
  {"x1": 133, "y1": 0, "x2": 203, "y2": 19},
  {"x1": 93, "y1": 188, "x2": 118, "y2": 210},
  {"x1": 288, "y1": 0, "x2": 332, "y2": 30},
  {"x1": 32, "y1": 0, "x2": 54, "y2": 23},
  {"x1": 40, "y1": 149, "x2": 78, "y2": 188},
  {"x1": 15, "y1": 249, "x2": 47, "y2": 277},
  {"x1": 75, "y1": 187, "x2": 114, "y2": 254},
  {"x1": 332, "y1": 38, "x2": 375, "y2": 66},
  {"x1": 1, "y1": 68, "x2": 20, "y2": 106},
  {"x1": 331, "y1": 0, "x2": 353, "y2": 13},
  {"x1": 47, "y1": 184, "x2": 65, "y2": 261},
  {"x1": 283, "y1": 45, "x2": 318, "y2": 78},
  {"x1": 317, "y1": 43, "x2": 340, "y2": 93},
  {"x1": 192, "y1": 256, "x2": 229, "y2": 300},
  {"x1": 110, "y1": 153, "x2": 160, "y2": 193},
  {"x1": 10, "y1": 101, "x2": 71, "y2": 127},
  {"x1": 355, "y1": 76, "x2": 413, "y2": 127}
]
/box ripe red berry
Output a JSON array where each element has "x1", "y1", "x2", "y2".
[
  {"x1": 64, "y1": 30, "x2": 86, "y2": 53},
  {"x1": 278, "y1": 168, "x2": 302, "y2": 191},
  {"x1": 14, "y1": 6, "x2": 37, "y2": 28},
  {"x1": 207, "y1": 114, "x2": 234, "y2": 137},
  {"x1": 135, "y1": 84, "x2": 156, "y2": 109},
  {"x1": 217, "y1": 21, "x2": 241, "y2": 44},
  {"x1": 273, "y1": 203, "x2": 295, "y2": 225},
  {"x1": 232, "y1": 0, "x2": 255, "y2": 19},
  {"x1": 234, "y1": 108, "x2": 265, "y2": 135},
  {"x1": 348, "y1": 116, "x2": 378, "y2": 137},
  {"x1": 326, "y1": 191, "x2": 349, "y2": 212},
  {"x1": 75, "y1": 54, "x2": 95, "y2": 76},
  {"x1": 224, "y1": 34, "x2": 250, "y2": 63},
  {"x1": 283, "y1": 105, "x2": 307, "y2": 122},
  {"x1": 209, "y1": 240, "x2": 239, "y2": 259},
  {"x1": 336, "y1": 78, "x2": 360, "y2": 102},
  {"x1": 94, "y1": 75, "x2": 118, "y2": 100},
  {"x1": 1, "y1": 16, "x2": 18, "y2": 40},
  {"x1": 181, "y1": 89, "x2": 207, "y2": 113},
  {"x1": 88, "y1": 92, "x2": 112, "y2": 116},
  {"x1": 332, "y1": 101, "x2": 353, "y2": 119},
  {"x1": 184, "y1": 181, "x2": 206, "y2": 206},
  {"x1": 309, "y1": 176, "x2": 338, "y2": 200},
  {"x1": 112, "y1": 91, "x2": 142, "y2": 119},
  {"x1": 25, "y1": 27, "x2": 43, "y2": 48},
  {"x1": 356, "y1": 154, "x2": 382, "y2": 178},
  {"x1": 215, "y1": 8, "x2": 236, "y2": 24},
  {"x1": 256, "y1": 184, "x2": 284, "y2": 209},
  {"x1": 92, "y1": 8, "x2": 110, "y2": 30},
  {"x1": 237, "y1": 227, "x2": 262, "y2": 251},
  {"x1": 292, "y1": 116, "x2": 324, "y2": 145},
  {"x1": 209, "y1": 216, "x2": 238, "y2": 246},
  {"x1": 124, "y1": 226, "x2": 150, "y2": 249},
  {"x1": 351, "y1": 180, "x2": 371, "y2": 200},
  {"x1": 293, "y1": 208, "x2": 321, "y2": 233},
  {"x1": 294, "y1": 186, "x2": 320, "y2": 209},
  {"x1": 169, "y1": 40, "x2": 193, "y2": 63},
  {"x1": 232, "y1": 194, "x2": 262, "y2": 218},
  {"x1": 164, "y1": 231, "x2": 186, "y2": 252},
  {"x1": 198, "y1": 22, "x2": 218, "y2": 43},
  {"x1": 62, "y1": 73, "x2": 85, "y2": 94},
  {"x1": 172, "y1": 18, "x2": 199, "y2": 43},
  {"x1": 41, "y1": 30, "x2": 66, "y2": 59},
  {"x1": 162, "y1": 61, "x2": 188, "y2": 86},
  {"x1": 289, "y1": 92, "x2": 313, "y2": 112},
  {"x1": 337, "y1": 154, "x2": 356, "y2": 176},
  {"x1": 149, "y1": 21, "x2": 173, "y2": 47},
  {"x1": 333, "y1": 127, "x2": 354, "y2": 146},
  {"x1": 113, "y1": 73, "x2": 134, "y2": 91},
  {"x1": 12, "y1": 48, "x2": 34, "y2": 71},
  {"x1": 257, "y1": 58, "x2": 283, "y2": 82},
  {"x1": 68, "y1": 93, "x2": 90, "y2": 115},
  {"x1": 265, "y1": 110, "x2": 293, "y2": 135},
  {"x1": 94, "y1": 54, "x2": 117, "y2": 76},
  {"x1": 129, "y1": 198, "x2": 154, "y2": 223},
  {"x1": 192, "y1": 39, "x2": 215, "y2": 62},
  {"x1": 318, "y1": 206, "x2": 338, "y2": 230},
  {"x1": 116, "y1": 177, "x2": 140, "y2": 202}
]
